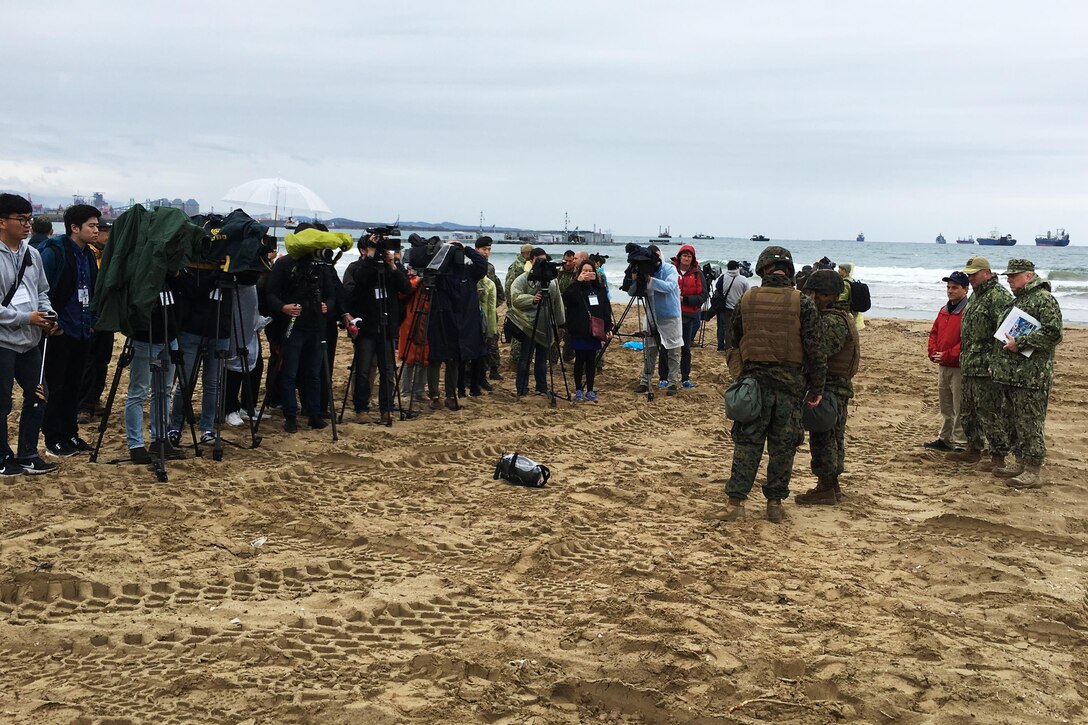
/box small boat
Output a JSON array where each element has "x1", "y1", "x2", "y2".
[
  {"x1": 936, "y1": 233, "x2": 946, "y2": 244},
  {"x1": 956, "y1": 235, "x2": 975, "y2": 244},
  {"x1": 750, "y1": 234, "x2": 769, "y2": 242},
  {"x1": 856, "y1": 232, "x2": 865, "y2": 242},
  {"x1": 693, "y1": 233, "x2": 714, "y2": 240},
  {"x1": 977, "y1": 228, "x2": 1016, "y2": 246},
  {"x1": 1035, "y1": 229, "x2": 1070, "y2": 247},
  {"x1": 284, "y1": 216, "x2": 298, "y2": 230}
]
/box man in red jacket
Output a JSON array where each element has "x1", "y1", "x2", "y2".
[{"x1": 925, "y1": 270, "x2": 969, "y2": 451}]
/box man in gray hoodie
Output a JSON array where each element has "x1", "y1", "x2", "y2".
[{"x1": 0, "y1": 194, "x2": 58, "y2": 475}]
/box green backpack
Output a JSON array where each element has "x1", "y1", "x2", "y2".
[{"x1": 724, "y1": 377, "x2": 762, "y2": 423}]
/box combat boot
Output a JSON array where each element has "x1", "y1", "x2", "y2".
[
  {"x1": 977, "y1": 454, "x2": 1004, "y2": 472},
  {"x1": 766, "y1": 499, "x2": 785, "y2": 524},
  {"x1": 993, "y1": 456, "x2": 1025, "y2": 479},
  {"x1": 717, "y1": 497, "x2": 745, "y2": 521},
  {"x1": 795, "y1": 477, "x2": 839, "y2": 506},
  {"x1": 1007, "y1": 464, "x2": 1042, "y2": 489},
  {"x1": 947, "y1": 447, "x2": 981, "y2": 463}
]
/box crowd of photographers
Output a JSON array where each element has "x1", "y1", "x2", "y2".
[{"x1": 0, "y1": 191, "x2": 758, "y2": 475}]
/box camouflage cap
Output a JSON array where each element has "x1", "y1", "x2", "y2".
[
  {"x1": 803, "y1": 269, "x2": 844, "y2": 296},
  {"x1": 756, "y1": 245, "x2": 795, "y2": 277},
  {"x1": 1000, "y1": 258, "x2": 1035, "y2": 275},
  {"x1": 962, "y1": 256, "x2": 991, "y2": 274}
]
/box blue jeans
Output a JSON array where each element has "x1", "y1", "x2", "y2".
[
  {"x1": 125, "y1": 340, "x2": 176, "y2": 450},
  {"x1": 353, "y1": 334, "x2": 395, "y2": 413},
  {"x1": 0, "y1": 345, "x2": 46, "y2": 460},
  {"x1": 280, "y1": 327, "x2": 323, "y2": 419},
  {"x1": 168, "y1": 331, "x2": 229, "y2": 433}
]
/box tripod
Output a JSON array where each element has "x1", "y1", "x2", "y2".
[
  {"x1": 523, "y1": 284, "x2": 570, "y2": 407},
  {"x1": 388, "y1": 274, "x2": 433, "y2": 421},
  {"x1": 595, "y1": 281, "x2": 660, "y2": 402},
  {"x1": 90, "y1": 290, "x2": 202, "y2": 482}
]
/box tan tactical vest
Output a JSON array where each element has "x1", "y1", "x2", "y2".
[
  {"x1": 739, "y1": 287, "x2": 804, "y2": 367},
  {"x1": 825, "y1": 308, "x2": 860, "y2": 379}
]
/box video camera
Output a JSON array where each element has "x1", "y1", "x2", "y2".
[
  {"x1": 738, "y1": 260, "x2": 754, "y2": 278},
  {"x1": 588, "y1": 252, "x2": 609, "y2": 267},
  {"x1": 528, "y1": 257, "x2": 563, "y2": 285},
  {"x1": 192, "y1": 210, "x2": 276, "y2": 274},
  {"x1": 620, "y1": 243, "x2": 660, "y2": 296},
  {"x1": 363, "y1": 224, "x2": 402, "y2": 256}
]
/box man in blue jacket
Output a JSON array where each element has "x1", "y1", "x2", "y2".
[
  {"x1": 38, "y1": 203, "x2": 100, "y2": 457},
  {"x1": 631, "y1": 246, "x2": 683, "y2": 396}
]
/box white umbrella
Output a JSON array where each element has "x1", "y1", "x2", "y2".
[{"x1": 221, "y1": 177, "x2": 332, "y2": 221}]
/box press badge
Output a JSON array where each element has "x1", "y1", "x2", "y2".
[
  {"x1": 10, "y1": 286, "x2": 31, "y2": 307},
  {"x1": 159, "y1": 291, "x2": 175, "y2": 306},
  {"x1": 209, "y1": 288, "x2": 222, "y2": 301},
  {"x1": 374, "y1": 288, "x2": 387, "y2": 300},
  {"x1": 587, "y1": 295, "x2": 599, "y2": 306},
  {"x1": 78, "y1": 286, "x2": 90, "y2": 307}
]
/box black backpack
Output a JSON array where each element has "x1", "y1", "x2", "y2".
[{"x1": 849, "y1": 279, "x2": 871, "y2": 313}]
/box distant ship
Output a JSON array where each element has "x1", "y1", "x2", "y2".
[
  {"x1": 1035, "y1": 228, "x2": 1070, "y2": 247},
  {"x1": 936, "y1": 233, "x2": 946, "y2": 244},
  {"x1": 650, "y1": 226, "x2": 672, "y2": 243},
  {"x1": 856, "y1": 232, "x2": 865, "y2": 242},
  {"x1": 977, "y1": 228, "x2": 1016, "y2": 246},
  {"x1": 750, "y1": 234, "x2": 769, "y2": 242},
  {"x1": 692, "y1": 233, "x2": 714, "y2": 240},
  {"x1": 956, "y1": 235, "x2": 974, "y2": 244},
  {"x1": 284, "y1": 216, "x2": 299, "y2": 230}
]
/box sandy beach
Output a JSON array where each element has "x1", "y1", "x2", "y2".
[{"x1": 0, "y1": 314, "x2": 1085, "y2": 724}]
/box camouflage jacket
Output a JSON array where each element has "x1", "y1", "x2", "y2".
[
  {"x1": 817, "y1": 302, "x2": 855, "y2": 400},
  {"x1": 990, "y1": 276, "x2": 1063, "y2": 390},
  {"x1": 732, "y1": 274, "x2": 827, "y2": 394},
  {"x1": 958, "y1": 276, "x2": 1012, "y2": 377}
]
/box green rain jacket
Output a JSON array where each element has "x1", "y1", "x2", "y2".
[
  {"x1": 92, "y1": 205, "x2": 204, "y2": 335},
  {"x1": 958, "y1": 275, "x2": 1013, "y2": 378},
  {"x1": 990, "y1": 275, "x2": 1063, "y2": 390}
]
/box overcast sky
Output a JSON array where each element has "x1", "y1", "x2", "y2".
[{"x1": 3, "y1": 1, "x2": 1086, "y2": 241}]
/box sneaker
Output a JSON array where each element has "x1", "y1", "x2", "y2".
[
  {"x1": 923, "y1": 439, "x2": 953, "y2": 452},
  {"x1": 682, "y1": 380, "x2": 696, "y2": 389},
  {"x1": 658, "y1": 380, "x2": 668, "y2": 389},
  {"x1": 633, "y1": 384, "x2": 650, "y2": 394},
  {"x1": 308, "y1": 416, "x2": 328, "y2": 430},
  {"x1": 45, "y1": 441, "x2": 79, "y2": 458},
  {"x1": 573, "y1": 391, "x2": 584, "y2": 402},
  {"x1": 19, "y1": 456, "x2": 58, "y2": 475},
  {"x1": 76, "y1": 410, "x2": 93, "y2": 425},
  {"x1": 199, "y1": 431, "x2": 217, "y2": 444},
  {"x1": 585, "y1": 391, "x2": 598, "y2": 403},
  {"x1": 0, "y1": 457, "x2": 23, "y2": 476},
  {"x1": 70, "y1": 436, "x2": 93, "y2": 452},
  {"x1": 225, "y1": 411, "x2": 244, "y2": 427},
  {"x1": 167, "y1": 429, "x2": 181, "y2": 447},
  {"x1": 665, "y1": 385, "x2": 678, "y2": 396},
  {"x1": 129, "y1": 446, "x2": 152, "y2": 464},
  {"x1": 283, "y1": 417, "x2": 298, "y2": 433}
]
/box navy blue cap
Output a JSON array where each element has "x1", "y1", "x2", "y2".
[{"x1": 942, "y1": 271, "x2": 969, "y2": 287}]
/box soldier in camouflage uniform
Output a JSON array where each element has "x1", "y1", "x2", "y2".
[
  {"x1": 474, "y1": 237, "x2": 506, "y2": 381},
  {"x1": 795, "y1": 270, "x2": 859, "y2": 505},
  {"x1": 720, "y1": 246, "x2": 827, "y2": 524},
  {"x1": 948, "y1": 256, "x2": 1013, "y2": 470},
  {"x1": 989, "y1": 259, "x2": 1063, "y2": 489}
]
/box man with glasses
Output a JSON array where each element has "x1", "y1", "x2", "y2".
[
  {"x1": 38, "y1": 203, "x2": 100, "y2": 457},
  {"x1": 0, "y1": 194, "x2": 59, "y2": 475}
]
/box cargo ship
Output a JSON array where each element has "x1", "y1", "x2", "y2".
[
  {"x1": 956, "y1": 236, "x2": 974, "y2": 244},
  {"x1": 977, "y1": 229, "x2": 1016, "y2": 246},
  {"x1": 1035, "y1": 229, "x2": 1070, "y2": 247}
]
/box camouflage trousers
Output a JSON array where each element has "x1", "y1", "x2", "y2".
[
  {"x1": 486, "y1": 334, "x2": 501, "y2": 372},
  {"x1": 961, "y1": 375, "x2": 1011, "y2": 456},
  {"x1": 998, "y1": 384, "x2": 1050, "y2": 466},
  {"x1": 725, "y1": 382, "x2": 805, "y2": 502},
  {"x1": 809, "y1": 392, "x2": 849, "y2": 479}
]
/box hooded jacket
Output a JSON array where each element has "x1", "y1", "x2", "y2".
[
  {"x1": 989, "y1": 275, "x2": 1063, "y2": 390},
  {"x1": 0, "y1": 241, "x2": 54, "y2": 353},
  {"x1": 673, "y1": 244, "x2": 707, "y2": 317},
  {"x1": 927, "y1": 295, "x2": 968, "y2": 368},
  {"x1": 837, "y1": 263, "x2": 866, "y2": 330}
]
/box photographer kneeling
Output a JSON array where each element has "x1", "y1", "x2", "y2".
[
  {"x1": 346, "y1": 231, "x2": 410, "y2": 425},
  {"x1": 505, "y1": 249, "x2": 566, "y2": 397}
]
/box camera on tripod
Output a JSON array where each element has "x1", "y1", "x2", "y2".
[
  {"x1": 620, "y1": 243, "x2": 660, "y2": 296},
  {"x1": 528, "y1": 257, "x2": 563, "y2": 285},
  {"x1": 365, "y1": 225, "x2": 402, "y2": 257}
]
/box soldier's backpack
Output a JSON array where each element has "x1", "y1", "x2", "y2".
[{"x1": 849, "y1": 279, "x2": 871, "y2": 313}]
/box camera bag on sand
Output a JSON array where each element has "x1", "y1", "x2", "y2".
[
  {"x1": 849, "y1": 279, "x2": 871, "y2": 313},
  {"x1": 724, "y1": 376, "x2": 761, "y2": 423},
  {"x1": 801, "y1": 390, "x2": 839, "y2": 432},
  {"x1": 494, "y1": 452, "x2": 549, "y2": 488}
]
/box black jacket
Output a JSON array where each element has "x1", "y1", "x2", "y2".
[
  {"x1": 346, "y1": 255, "x2": 411, "y2": 339},
  {"x1": 562, "y1": 279, "x2": 613, "y2": 339},
  {"x1": 428, "y1": 245, "x2": 488, "y2": 362},
  {"x1": 264, "y1": 254, "x2": 338, "y2": 341},
  {"x1": 172, "y1": 267, "x2": 234, "y2": 339}
]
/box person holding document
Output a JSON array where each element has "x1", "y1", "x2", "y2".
[{"x1": 990, "y1": 259, "x2": 1063, "y2": 489}]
